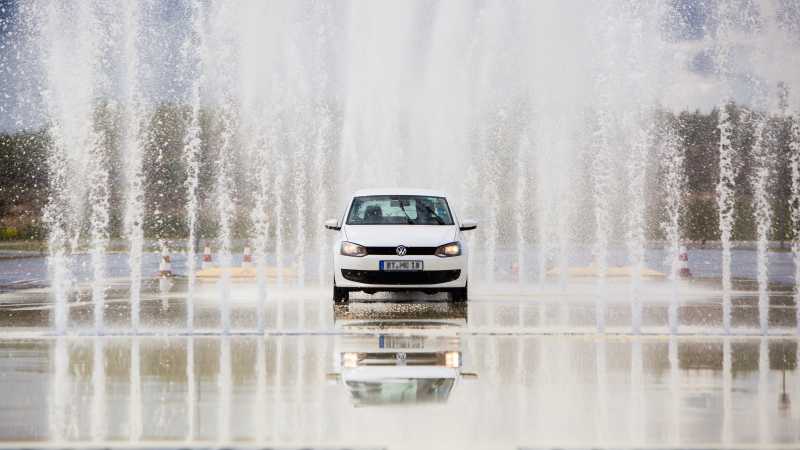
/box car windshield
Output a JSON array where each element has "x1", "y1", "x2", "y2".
[
  {"x1": 346, "y1": 195, "x2": 454, "y2": 225},
  {"x1": 345, "y1": 378, "x2": 455, "y2": 406}
]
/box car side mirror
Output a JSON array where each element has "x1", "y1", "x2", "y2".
[
  {"x1": 325, "y1": 373, "x2": 341, "y2": 385},
  {"x1": 460, "y1": 372, "x2": 479, "y2": 381},
  {"x1": 324, "y1": 219, "x2": 341, "y2": 230},
  {"x1": 459, "y1": 219, "x2": 477, "y2": 231}
]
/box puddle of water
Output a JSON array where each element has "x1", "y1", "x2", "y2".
[
  {"x1": 0, "y1": 264, "x2": 798, "y2": 448},
  {"x1": 0, "y1": 330, "x2": 798, "y2": 448}
]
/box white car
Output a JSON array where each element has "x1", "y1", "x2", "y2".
[{"x1": 325, "y1": 189, "x2": 477, "y2": 303}]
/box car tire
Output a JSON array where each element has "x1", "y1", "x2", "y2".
[
  {"x1": 449, "y1": 282, "x2": 468, "y2": 303},
  {"x1": 333, "y1": 284, "x2": 349, "y2": 304}
]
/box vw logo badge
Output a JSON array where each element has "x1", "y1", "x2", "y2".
[{"x1": 396, "y1": 245, "x2": 407, "y2": 256}]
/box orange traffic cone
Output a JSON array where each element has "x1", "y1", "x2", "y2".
[
  {"x1": 242, "y1": 246, "x2": 253, "y2": 268},
  {"x1": 678, "y1": 246, "x2": 691, "y2": 278},
  {"x1": 159, "y1": 251, "x2": 172, "y2": 278},
  {"x1": 202, "y1": 246, "x2": 213, "y2": 270}
]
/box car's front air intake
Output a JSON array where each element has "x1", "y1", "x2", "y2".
[
  {"x1": 364, "y1": 246, "x2": 437, "y2": 255},
  {"x1": 341, "y1": 269, "x2": 460, "y2": 285}
]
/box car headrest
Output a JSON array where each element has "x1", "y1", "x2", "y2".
[{"x1": 365, "y1": 205, "x2": 383, "y2": 219}]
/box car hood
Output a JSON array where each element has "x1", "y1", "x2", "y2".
[{"x1": 343, "y1": 225, "x2": 458, "y2": 247}]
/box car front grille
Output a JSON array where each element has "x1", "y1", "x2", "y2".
[
  {"x1": 350, "y1": 352, "x2": 450, "y2": 366},
  {"x1": 364, "y1": 246, "x2": 437, "y2": 255},
  {"x1": 341, "y1": 269, "x2": 461, "y2": 285}
]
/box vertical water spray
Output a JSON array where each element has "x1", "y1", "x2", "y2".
[
  {"x1": 88, "y1": 119, "x2": 111, "y2": 334},
  {"x1": 485, "y1": 176, "x2": 499, "y2": 284},
  {"x1": 534, "y1": 126, "x2": 553, "y2": 287},
  {"x1": 37, "y1": 0, "x2": 101, "y2": 335},
  {"x1": 622, "y1": 13, "x2": 650, "y2": 333},
  {"x1": 274, "y1": 148, "x2": 287, "y2": 289},
  {"x1": 205, "y1": 0, "x2": 242, "y2": 333},
  {"x1": 462, "y1": 163, "x2": 480, "y2": 283},
  {"x1": 288, "y1": 32, "x2": 312, "y2": 289},
  {"x1": 181, "y1": 0, "x2": 206, "y2": 331},
  {"x1": 311, "y1": 9, "x2": 334, "y2": 285},
  {"x1": 251, "y1": 136, "x2": 271, "y2": 331},
  {"x1": 623, "y1": 0, "x2": 666, "y2": 334},
  {"x1": 591, "y1": 107, "x2": 614, "y2": 332},
  {"x1": 590, "y1": 3, "x2": 623, "y2": 333},
  {"x1": 514, "y1": 133, "x2": 531, "y2": 283},
  {"x1": 121, "y1": 1, "x2": 146, "y2": 333},
  {"x1": 313, "y1": 105, "x2": 332, "y2": 287},
  {"x1": 484, "y1": 111, "x2": 509, "y2": 284},
  {"x1": 534, "y1": 182, "x2": 549, "y2": 288},
  {"x1": 237, "y1": 0, "x2": 277, "y2": 332},
  {"x1": 554, "y1": 130, "x2": 571, "y2": 291},
  {"x1": 626, "y1": 121, "x2": 650, "y2": 334},
  {"x1": 661, "y1": 121, "x2": 686, "y2": 280},
  {"x1": 594, "y1": 19, "x2": 622, "y2": 334},
  {"x1": 749, "y1": 112, "x2": 773, "y2": 335},
  {"x1": 87, "y1": 0, "x2": 118, "y2": 334},
  {"x1": 215, "y1": 107, "x2": 236, "y2": 334},
  {"x1": 717, "y1": 104, "x2": 736, "y2": 333},
  {"x1": 293, "y1": 139, "x2": 308, "y2": 288},
  {"x1": 660, "y1": 119, "x2": 686, "y2": 333},
  {"x1": 522, "y1": 2, "x2": 587, "y2": 293},
  {"x1": 790, "y1": 111, "x2": 800, "y2": 335},
  {"x1": 714, "y1": 4, "x2": 735, "y2": 334},
  {"x1": 309, "y1": 1, "x2": 336, "y2": 286},
  {"x1": 42, "y1": 135, "x2": 71, "y2": 335}
]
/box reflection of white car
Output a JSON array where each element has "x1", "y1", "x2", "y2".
[
  {"x1": 325, "y1": 189, "x2": 477, "y2": 304},
  {"x1": 329, "y1": 334, "x2": 465, "y2": 407}
]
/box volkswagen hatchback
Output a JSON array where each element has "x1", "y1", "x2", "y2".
[{"x1": 325, "y1": 189, "x2": 477, "y2": 303}]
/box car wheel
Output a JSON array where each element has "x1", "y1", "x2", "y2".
[
  {"x1": 449, "y1": 283, "x2": 468, "y2": 303},
  {"x1": 333, "y1": 284, "x2": 349, "y2": 304}
]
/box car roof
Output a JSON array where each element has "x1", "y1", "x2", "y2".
[{"x1": 351, "y1": 188, "x2": 449, "y2": 198}]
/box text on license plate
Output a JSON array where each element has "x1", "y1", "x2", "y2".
[
  {"x1": 379, "y1": 335, "x2": 426, "y2": 349},
  {"x1": 380, "y1": 260, "x2": 423, "y2": 271}
]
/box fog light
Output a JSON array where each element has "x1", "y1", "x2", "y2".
[
  {"x1": 342, "y1": 352, "x2": 360, "y2": 368},
  {"x1": 445, "y1": 351, "x2": 461, "y2": 368}
]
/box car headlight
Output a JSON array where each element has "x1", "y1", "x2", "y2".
[
  {"x1": 342, "y1": 352, "x2": 360, "y2": 368},
  {"x1": 435, "y1": 242, "x2": 461, "y2": 257},
  {"x1": 340, "y1": 241, "x2": 367, "y2": 257},
  {"x1": 445, "y1": 351, "x2": 461, "y2": 368}
]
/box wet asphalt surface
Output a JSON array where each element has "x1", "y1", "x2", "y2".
[{"x1": 0, "y1": 265, "x2": 798, "y2": 449}]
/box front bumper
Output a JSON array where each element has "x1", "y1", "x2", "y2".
[
  {"x1": 334, "y1": 253, "x2": 467, "y2": 289},
  {"x1": 341, "y1": 269, "x2": 460, "y2": 285}
]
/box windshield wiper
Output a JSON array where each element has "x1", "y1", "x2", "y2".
[{"x1": 394, "y1": 198, "x2": 415, "y2": 224}]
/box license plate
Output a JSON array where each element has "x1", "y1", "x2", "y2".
[
  {"x1": 379, "y1": 335, "x2": 425, "y2": 349},
  {"x1": 380, "y1": 260, "x2": 423, "y2": 271}
]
